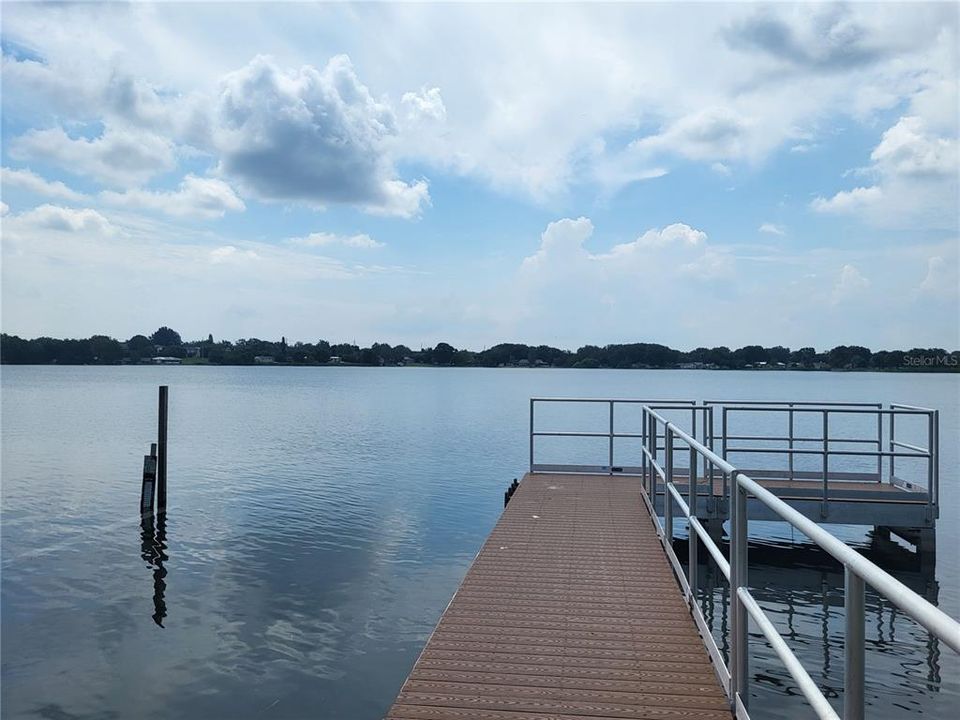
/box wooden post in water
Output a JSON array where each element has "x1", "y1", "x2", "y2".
[
  {"x1": 157, "y1": 386, "x2": 168, "y2": 514},
  {"x1": 140, "y1": 443, "x2": 157, "y2": 514}
]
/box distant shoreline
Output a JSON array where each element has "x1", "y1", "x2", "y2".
[{"x1": 2, "y1": 331, "x2": 958, "y2": 373}]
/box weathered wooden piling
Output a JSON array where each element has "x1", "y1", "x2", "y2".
[
  {"x1": 140, "y1": 443, "x2": 157, "y2": 514},
  {"x1": 157, "y1": 386, "x2": 168, "y2": 513}
]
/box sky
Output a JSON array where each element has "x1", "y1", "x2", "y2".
[{"x1": 0, "y1": 1, "x2": 958, "y2": 351}]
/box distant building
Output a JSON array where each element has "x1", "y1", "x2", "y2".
[
  {"x1": 149, "y1": 356, "x2": 181, "y2": 365},
  {"x1": 328, "y1": 356, "x2": 342, "y2": 364},
  {"x1": 254, "y1": 356, "x2": 275, "y2": 364},
  {"x1": 184, "y1": 346, "x2": 201, "y2": 358}
]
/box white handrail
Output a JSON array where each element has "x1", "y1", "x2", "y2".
[{"x1": 642, "y1": 404, "x2": 959, "y2": 720}]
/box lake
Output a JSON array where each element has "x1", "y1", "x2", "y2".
[{"x1": 1, "y1": 366, "x2": 957, "y2": 719}]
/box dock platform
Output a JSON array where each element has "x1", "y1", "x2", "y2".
[{"x1": 387, "y1": 473, "x2": 730, "y2": 720}]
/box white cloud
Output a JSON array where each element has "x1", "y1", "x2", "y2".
[
  {"x1": 401, "y1": 87, "x2": 446, "y2": 122},
  {"x1": 290, "y1": 232, "x2": 384, "y2": 249},
  {"x1": 212, "y1": 54, "x2": 429, "y2": 218},
  {"x1": 832, "y1": 263, "x2": 870, "y2": 304},
  {"x1": 9, "y1": 126, "x2": 175, "y2": 187},
  {"x1": 870, "y1": 116, "x2": 958, "y2": 178},
  {"x1": 918, "y1": 255, "x2": 958, "y2": 297},
  {"x1": 12, "y1": 204, "x2": 113, "y2": 234},
  {"x1": 100, "y1": 175, "x2": 245, "y2": 219},
  {"x1": 608, "y1": 223, "x2": 707, "y2": 253},
  {"x1": 208, "y1": 245, "x2": 260, "y2": 264},
  {"x1": 1, "y1": 167, "x2": 87, "y2": 201},
  {"x1": 630, "y1": 107, "x2": 755, "y2": 163},
  {"x1": 758, "y1": 223, "x2": 786, "y2": 235},
  {"x1": 1, "y1": 201, "x2": 9, "y2": 216},
  {"x1": 812, "y1": 116, "x2": 957, "y2": 228},
  {"x1": 811, "y1": 186, "x2": 883, "y2": 214}
]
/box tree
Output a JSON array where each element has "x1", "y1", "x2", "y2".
[
  {"x1": 89, "y1": 335, "x2": 124, "y2": 364},
  {"x1": 432, "y1": 342, "x2": 456, "y2": 365},
  {"x1": 126, "y1": 334, "x2": 155, "y2": 360},
  {"x1": 150, "y1": 327, "x2": 182, "y2": 346}
]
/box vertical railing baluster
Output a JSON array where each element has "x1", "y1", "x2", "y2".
[
  {"x1": 649, "y1": 414, "x2": 658, "y2": 527},
  {"x1": 788, "y1": 404, "x2": 795, "y2": 481},
  {"x1": 889, "y1": 408, "x2": 896, "y2": 482},
  {"x1": 876, "y1": 406, "x2": 883, "y2": 482},
  {"x1": 529, "y1": 398, "x2": 535, "y2": 473},
  {"x1": 688, "y1": 443, "x2": 698, "y2": 604},
  {"x1": 927, "y1": 410, "x2": 935, "y2": 514},
  {"x1": 641, "y1": 407, "x2": 648, "y2": 492},
  {"x1": 730, "y1": 470, "x2": 748, "y2": 712},
  {"x1": 665, "y1": 426, "x2": 674, "y2": 543},
  {"x1": 822, "y1": 410, "x2": 829, "y2": 518},
  {"x1": 844, "y1": 566, "x2": 865, "y2": 720},
  {"x1": 608, "y1": 400, "x2": 615, "y2": 474}
]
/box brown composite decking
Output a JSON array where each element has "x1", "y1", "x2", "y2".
[{"x1": 386, "y1": 473, "x2": 731, "y2": 720}]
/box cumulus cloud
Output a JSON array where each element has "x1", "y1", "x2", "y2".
[
  {"x1": 629, "y1": 107, "x2": 754, "y2": 163},
  {"x1": 289, "y1": 232, "x2": 384, "y2": 249},
  {"x1": 1, "y1": 201, "x2": 9, "y2": 216},
  {"x1": 1, "y1": 167, "x2": 87, "y2": 201},
  {"x1": 401, "y1": 87, "x2": 447, "y2": 122},
  {"x1": 522, "y1": 218, "x2": 723, "y2": 279},
  {"x1": 811, "y1": 185, "x2": 883, "y2": 214},
  {"x1": 212, "y1": 54, "x2": 429, "y2": 218},
  {"x1": 100, "y1": 175, "x2": 245, "y2": 219},
  {"x1": 758, "y1": 222, "x2": 786, "y2": 235},
  {"x1": 10, "y1": 125, "x2": 175, "y2": 187},
  {"x1": 811, "y1": 116, "x2": 957, "y2": 227},
  {"x1": 10, "y1": 204, "x2": 114, "y2": 234},
  {"x1": 918, "y1": 255, "x2": 958, "y2": 297},
  {"x1": 831, "y1": 263, "x2": 870, "y2": 304},
  {"x1": 870, "y1": 116, "x2": 958, "y2": 178}
]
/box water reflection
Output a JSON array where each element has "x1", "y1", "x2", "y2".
[
  {"x1": 140, "y1": 512, "x2": 168, "y2": 628},
  {"x1": 680, "y1": 526, "x2": 944, "y2": 718}
]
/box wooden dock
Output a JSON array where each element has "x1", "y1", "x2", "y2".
[{"x1": 387, "y1": 473, "x2": 731, "y2": 720}]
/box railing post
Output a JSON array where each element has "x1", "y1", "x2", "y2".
[
  {"x1": 688, "y1": 443, "x2": 698, "y2": 604},
  {"x1": 788, "y1": 404, "x2": 795, "y2": 480},
  {"x1": 889, "y1": 408, "x2": 896, "y2": 481},
  {"x1": 875, "y1": 407, "x2": 883, "y2": 482},
  {"x1": 649, "y1": 415, "x2": 658, "y2": 520},
  {"x1": 927, "y1": 410, "x2": 935, "y2": 513},
  {"x1": 529, "y1": 399, "x2": 535, "y2": 473},
  {"x1": 730, "y1": 470, "x2": 748, "y2": 712},
  {"x1": 641, "y1": 408, "x2": 648, "y2": 492},
  {"x1": 844, "y1": 566, "x2": 865, "y2": 720},
  {"x1": 608, "y1": 400, "x2": 615, "y2": 474},
  {"x1": 933, "y1": 409, "x2": 939, "y2": 508},
  {"x1": 821, "y1": 410, "x2": 829, "y2": 518},
  {"x1": 665, "y1": 426, "x2": 674, "y2": 542}
]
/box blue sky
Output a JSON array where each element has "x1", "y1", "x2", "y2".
[{"x1": 1, "y1": 1, "x2": 957, "y2": 350}]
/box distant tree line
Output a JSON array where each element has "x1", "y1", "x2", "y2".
[{"x1": 1, "y1": 327, "x2": 957, "y2": 371}]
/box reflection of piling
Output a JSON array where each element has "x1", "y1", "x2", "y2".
[
  {"x1": 139, "y1": 511, "x2": 168, "y2": 627},
  {"x1": 157, "y1": 386, "x2": 168, "y2": 514}
]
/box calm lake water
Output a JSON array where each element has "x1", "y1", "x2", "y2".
[{"x1": 1, "y1": 366, "x2": 957, "y2": 719}]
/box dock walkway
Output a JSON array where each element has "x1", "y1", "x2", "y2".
[{"x1": 387, "y1": 473, "x2": 731, "y2": 720}]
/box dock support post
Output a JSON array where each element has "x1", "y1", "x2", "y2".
[
  {"x1": 844, "y1": 567, "x2": 865, "y2": 720},
  {"x1": 157, "y1": 385, "x2": 168, "y2": 514},
  {"x1": 730, "y1": 470, "x2": 749, "y2": 713}
]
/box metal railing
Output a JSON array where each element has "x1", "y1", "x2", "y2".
[
  {"x1": 639, "y1": 405, "x2": 960, "y2": 720},
  {"x1": 529, "y1": 398, "x2": 939, "y2": 520},
  {"x1": 528, "y1": 397, "x2": 703, "y2": 474},
  {"x1": 709, "y1": 402, "x2": 938, "y2": 518}
]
